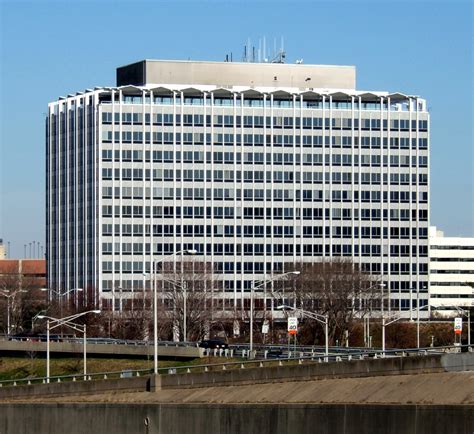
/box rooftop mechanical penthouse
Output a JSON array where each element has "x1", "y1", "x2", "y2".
[{"x1": 46, "y1": 59, "x2": 430, "y2": 313}]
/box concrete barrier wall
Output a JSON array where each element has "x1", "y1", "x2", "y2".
[
  {"x1": 0, "y1": 376, "x2": 150, "y2": 400},
  {"x1": 1, "y1": 403, "x2": 472, "y2": 434},
  {"x1": 159, "y1": 354, "x2": 446, "y2": 389},
  {"x1": 1, "y1": 353, "x2": 473, "y2": 399}
]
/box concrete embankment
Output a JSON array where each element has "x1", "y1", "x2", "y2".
[
  {"x1": 0, "y1": 353, "x2": 473, "y2": 433},
  {"x1": 1, "y1": 403, "x2": 472, "y2": 434},
  {"x1": 1, "y1": 352, "x2": 472, "y2": 400}
]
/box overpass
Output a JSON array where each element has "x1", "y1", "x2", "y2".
[{"x1": 0, "y1": 338, "x2": 203, "y2": 359}]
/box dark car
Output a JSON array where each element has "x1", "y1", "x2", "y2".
[
  {"x1": 266, "y1": 349, "x2": 284, "y2": 359},
  {"x1": 198, "y1": 339, "x2": 229, "y2": 350}
]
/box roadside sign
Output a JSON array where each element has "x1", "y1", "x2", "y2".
[
  {"x1": 454, "y1": 317, "x2": 462, "y2": 334},
  {"x1": 288, "y1": 317, "x2": 298, "y2": 335},
  {"x1": 262, "y1": 320, "x2": 269, "y2": 335}
]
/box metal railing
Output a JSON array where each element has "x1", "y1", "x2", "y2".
[{"x1": 0, "y1": 345, "x2": 469, "y2": 389}]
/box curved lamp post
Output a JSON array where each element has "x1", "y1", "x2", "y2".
[
  {"x1": 38, "y1": 310, "x2": 100, "y2": 383},
  {"x1": 248, "y1": 271, "x2": 300, "y2": 357},
  {"x1": 277, "y1": 305, "x2": 329, "y2": 361}
]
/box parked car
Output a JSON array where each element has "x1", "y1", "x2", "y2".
[{"x1": 198, "y1": 339, "x2": 229, "y2": 350}]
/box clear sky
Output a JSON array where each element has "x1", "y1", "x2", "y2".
[{"x1": 0, "y1": 0, "x2": 472, "y2": 258}]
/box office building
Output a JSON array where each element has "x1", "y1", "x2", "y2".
[
  {"x1": 429, "y1": 226, "x2": 474, "y2": 316},
  {"x1": 46, "y1": 59, "x2": 430, "y2": 312}
]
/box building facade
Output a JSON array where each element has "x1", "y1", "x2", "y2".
[
  {"x1": 429, "y1": 226, "x2": 474, "y2": 316},
  {"x1": 46, "y1": 60, "x2": 430, "y2": 313}
]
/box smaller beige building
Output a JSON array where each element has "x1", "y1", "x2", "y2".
[{"x1": 429, "y1": 226, "x2": 474, "y2": 316}]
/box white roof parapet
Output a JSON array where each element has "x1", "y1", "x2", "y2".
[{"x1": 53, "y1": 84, "x2": 422, "y2": 103}]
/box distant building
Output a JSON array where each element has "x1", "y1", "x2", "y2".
[
  {"x1": 46, "y1": 59, "x2": 430, "y2": 313},
  {"x1": 0, "y1": 239, "x2": 6, "y2": 260},
  {"x1": 429, "y1": 226, "x2": 474, "y2": 316},
  {"x1": 0, "y1": 259, "x2": 47, "y2": 288}
]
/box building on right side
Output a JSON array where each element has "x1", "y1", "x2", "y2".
[{"x1": 429, "y1": 226, "x2": 474, "y2": 316}]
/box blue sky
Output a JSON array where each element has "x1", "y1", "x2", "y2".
[{"x1": 0, "y1": 0, "x2": 472, "y2": 258}]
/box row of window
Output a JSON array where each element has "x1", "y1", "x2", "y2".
[
  {"x1": 101, "y1": 168, "x2": 429, "y2": 185},
  {"x1": 101, "y1": 149, "x2": 429, "y2": 166},
  {"x1": 101, "y1": 184, "x2": 428, "y2": 203},
  {"x1": 101, "y1": 173, "x2": 426, "y2": 192},
  {"x1": 101, "y1": 257, "x2": 428, "y2": 274},
  {"x1": 102, "y1": 223, "x2": 428, "y2": 238},
  {"x1": 430, "y1": 258, "x2": 474, "y2": 262},
  {"x1": 103, "y1": 240, "x2": 427, "y2": 257},
  {"x1": 430, "y1": 246, "x2": 474, "y2": 250},
  {"x1": 101, "y1": 204, "x2": 428, "y2": 221},
  {"x1": 101, "y1": 223, "x2": 429, "y2": 241},
  {"x1": 102, "y1": 130, "x2": 428, "y2": 149},
  {"x1": 102, "y1": 186, "x2": 428, "y2": 204},
  {"x1": 103, "y1": 112, "x2": 428, "y2": 130}
]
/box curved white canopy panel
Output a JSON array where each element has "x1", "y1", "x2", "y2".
[
  {"x1": 329, "y1": 91, "x2": 352, "y2": 99},
  {"x1": 212, "y1": 88, "x2": 234, "y2": 98},
  {"x1": 119, "y1": 85, "x2": 143, "y2": 94},
  {"x1": 387, "y1": 92, "x2": 409, "y2": 101},
  {"x1": 149, "y1": 86, "x2": 173, "y2": 95},
  {"x1": 271, "y1": 90, "x2": 294, "y2": 100},
  {"x1": 240, "y1": 89, "x2": 264, "y2": 98},
  {"x1": 358, "y1": 92, "x2": 380, "y2": 100},
  {"x1": 299, "y1": 90, "x2": 322, "y2": 98},
  {"x1": 180, "y1": 87, "x2": 203, "y2": 96}
]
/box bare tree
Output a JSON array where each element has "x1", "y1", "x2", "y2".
[
  {"x1": 272, "y1": 259, "x2": 380, "y2": 346},
  {"x1": 0, "y1": 271, "x2": 46, "y2": 334},
  {"x1": 158, "y1": 259, "x2": 215, "y2": 341}
]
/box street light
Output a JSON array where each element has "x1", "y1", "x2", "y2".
[
  {"x1": 37, "y1": 310, "x2": 100, "y2": 383},
  {"x1": 249, "y1": 271, "x2": 300, "y2": 357},
  {"x1": 0, "y1": 289, "x2": 27, "y2": 335},
  {"x1": 431, "y1": 305, "x2": 471, "y2": 346},
  {"x1": 361, "y1": 282, "x2": 385, "y2": 348},
  {"x1": 277, "y1": 305, "x2": 329, "y2": 361},
  {"x1": 147, "y1": 249, "x2": 197, "y2": 375},
  {"x1": 40, "y1": 287, "x2": 83, "y2": 297},
  {"x1": 382, "y1": 303, "x2": 428, "y2": 354}
]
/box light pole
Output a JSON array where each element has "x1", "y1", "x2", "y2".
[
  {"x1": 0, "y1": 289, "x2": 27, "y2": 335},
  {"x1": 431, "y1": 305, "x2": 471, "y2": 346},
  {"x1": 362, "y1": 282, "x2": 385, "y2": 347},
  {"x1": 249, "y1": 271, "x2": 300, "y2": 357},
  {"x1": 147, "y1": 249, "x2": 197, "y2": 375},
  {"x1": 38, "y1": 310, "x2": 100, "y2": 383},
  {"x1": 41, "y1": 287, "x2": 83, "y2": 331},
  {"x1": 380, "y1": 283, "x2": 387, "y2": 316},
  {"x1": 382, "y1": 304, "x2": 428, "y2": 353},
  {"x1": 277, "y1": 305, "x2": 329, "y2": 360}
]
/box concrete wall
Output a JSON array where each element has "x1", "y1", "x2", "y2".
[
  {"x1": 1, "y1": 403, "x2": 472, "y2": 434},
  {"x1": 0, "y1": 376, "x2": 151, "y2": 400},
  {"x1": 117, "y1": 60, "x2": 357, "y2": 90},
  {"x1": 0, "y1": 339, "x2": 202, "y2": 359},
  {"x1": 2, "y1": 353, "x2": 472, "y2": 400},
  {"x1": 158, "y1": 354, "x2": 448, "y2": 389}
]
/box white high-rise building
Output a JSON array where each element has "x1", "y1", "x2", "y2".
[
  {"x1": 46, "y1": 59, "x2": 430, "y2": 313},
  {"x1": 429, "y1": 226, "x2": 474, "y2": 316}
]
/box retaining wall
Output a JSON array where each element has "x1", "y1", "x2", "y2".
[
  {"x1": 1, "y1": 403, "x2": 472, "y2": 434},
  {"x1": 1, "y1": 353, "x2": 473, "y2": 400}
]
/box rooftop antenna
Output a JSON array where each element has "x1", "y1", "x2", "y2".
[
  {"x1": 270, "y1": 36, "x2": 286, "y2": 63},
  {"x1": 263, "y1": 36, "x2": 267, "y2": 62}
]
